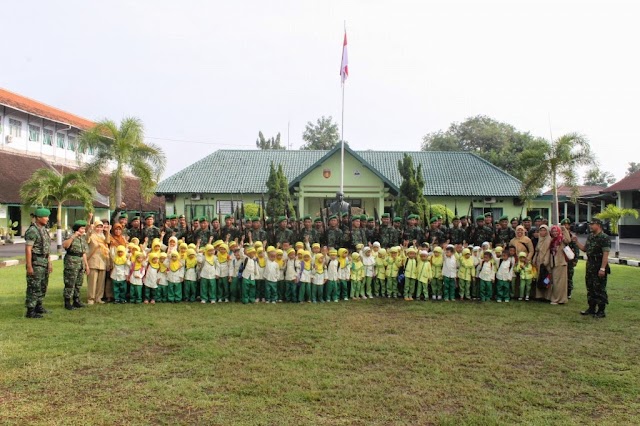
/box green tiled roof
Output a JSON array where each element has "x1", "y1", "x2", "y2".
[{"x1": 157, "y1": 145, "x2": 522, "y2": 197}]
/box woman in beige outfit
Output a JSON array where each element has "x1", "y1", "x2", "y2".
[
  {"x1": 548, "y1": 225, "x2": 571, "y2": 305},
  {"x1": 86, "y1": 217, "x2": 111, "y2": 304}
]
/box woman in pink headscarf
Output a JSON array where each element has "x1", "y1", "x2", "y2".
[{"x1": 547, "y1": 225, "x2": 571, "y2": 304}]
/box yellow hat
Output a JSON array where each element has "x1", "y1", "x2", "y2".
[
  {"x1": 276, "y1": 249, "x2": 284, "y2": 256},
  {"x1": 116, "y1": 245, "x2": 126, "y2": 253},
  {"x1": 254, "y1": 241, "x2": 263, "y2": 248},
  {"x1": 388, "y1": 247, "x2": 399, "y2": 253},
  {"x1": 351, "y1": 252, "x2": 360, "y2": 260},
  {"x1": 170, "y1": 251, "x2": 180, "y2": 258},
  {"x1": 433, "y1": 246, "x2": 443, "y2": 253},
  {"x1": 462, "y1": 248, "x2": 471, "y2": 255},
  {"x1": 378, "y1": 249, "x2": 387, "y2": 256},
  {"x1": 256, "y1": 247, "x2": 264, "y2": 253},
  {"x1": 311, "y1": 243, "x2": 320, "y2": 249},
  {"x1": 406, "y1": 247, "x2": 417, "y2": 254},
  {"x1": 295, "y1": 242, "x2": 304, "y2": 249},
  {"x1": 186, "y1": 248, "x2": 196, "y2": 257},
  {"x1": 356, "y1": 243, "x2": 364, "y2": 251},
  {"x1": 188, "y1": 243, "x2": 196, "y2": 250},
  {"x1": 286, "y1": 248, "x2": 296, "y2": 255},
  {"x1": 219, "y1": 243, "x2": 229, "y2": 252},
  {"x1": 152, "y1": 238, "x2": 161, "y2": 248},
  {"x1": 179, "y1": 242, "x2": 188, "y2": 250},
  {"x1": 159, "y1": 252, "x2": 168, "y2": 259},
  {"x1": 495, "y1": 246, "x2": 503, "y2": 253},
  {"x1": 518, "y1": 252, "x2": 527, "y2": 258},
  {"x1": 148, "y1": 252, "x2": 160, "y2": 261},
  {"x1": 328, "y1": 249, "x2": 337, "y2": 255},
  {"x1": 245, "y1": 247, "x2": 256, "y2": 255},
  {"x1": 267, "y1": 245, "x2": 276, "y2": 253},
  {"x1": 213, "y1": 239, "x2": 224, "y2": 248},
  {"x1": 204, "y1": 244, "x2": 214, "y2": 252}
]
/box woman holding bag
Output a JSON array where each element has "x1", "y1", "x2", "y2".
[
  {"x1": 533, "y1": 225, "x2": 551, "y2": 301},
  {"x1": 86, "y1": 214, "x2": 111, "y2": 305},
  {"x1": 548, "y1": 225, "x2": 572, "y2": 305}
]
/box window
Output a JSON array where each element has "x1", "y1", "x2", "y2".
[
  {"x1": 632, "y1": 192, "x2": 640, "y2": 209},
  {"x1": 216, "y1": 200, "x2": 243, "y2": 215},
  {"x1": 67, "y1": 135, "x2": 76, "y2": 151},
  {"x1": 28, "y1": 125, "x2": 40, "y2": 142},
  {"x1": 9, "y1": 119, "x2": 22, "y2": 137},
  {"x1": 56, "y1": 133, "x2": 65, "y2": 149},
  {"x1": 184, "y1": 205, "x2": 216, "y2": 222},
  {"x1": 472, "y1": 207, "x2": 503, "y2": 220},
  {"x1": 43, "y1": 129, "x2": 53, "y2": 146}
]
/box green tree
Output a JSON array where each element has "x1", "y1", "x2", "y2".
[
  {"x1": 596, "y1": 204, "x2": 639, "y2": 235},
  {"x1": 395, "y1": 154, "x2": 428, "y2": 218},
  {"x1": 421, "y1": 115, "x2": 547, "y2": 181},
  {"x1": 20, "y1": 168, "x2": 95, "y2": 252},
  {"x1": 520, "y1": 133, "x2": 595, "y2": 224},
  {"x1": 78, "y1": 117, "x2": 166, "y2": 208},
  {"x1": 265, "y1": 162, "x2": 293, "y2": 219},
  {"x1": 583, "y1": 167, "x2": 616, "y2": 187},
  {"x1": 256, "y1": 131, "x2": 284, "y2": 150},
  {"x1": 627, "y1": 162, "x2": 640, "y2": 176},
  {"x1": 243, "y1": 203, "x2": 260, "y2": 218},
  {"x1": 301, "y1": 116, "x2": 340, "y2": 150}
]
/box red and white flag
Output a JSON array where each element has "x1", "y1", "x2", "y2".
[{"x1": 340, "y1": 30, "x2": 349, "y2": 84}]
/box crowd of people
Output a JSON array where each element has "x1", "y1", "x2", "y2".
[{"x1": 23, "y1": 206, "x2": 611, "y2": 319}]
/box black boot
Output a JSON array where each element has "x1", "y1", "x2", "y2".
[
  {"x1": 35, "y1": 303, "x2": 51, "y2": 314},
  {"x1": 73, "y1": 298, "x2": 85, "y2": 308},
  {"x1": 594, "y1": 304, "x2": 606, "y2": 318},
  {"x1": 26, "y1": 308, "x2": 43, "y2": 319},
  {"x1": 65, "y1": 298, "x2": 76, "y2": 311},
  {"x1": 580, "y1": 302, "x2": 596, "y2": 316}
]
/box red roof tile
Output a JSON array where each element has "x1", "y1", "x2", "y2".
[
  {"x1": 0, "y1": 88, "x2": 95, "y2": 130},
  {"x1": 0, "y1": 151, "x2": 163, "y2": 211},
  {"x1": 542, "y1": 185, "x2": 605, "y2": 197},
  {"x1": 601, "y1": 170, "x2": 640, "y2": 193}
]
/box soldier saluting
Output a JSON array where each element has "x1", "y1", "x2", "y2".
[{"x1": 24, "y1": 208, "x2": 53, "y2": 319}]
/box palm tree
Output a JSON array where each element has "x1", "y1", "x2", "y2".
[
  {"x1": 78, "y1": 117, "x2": 166, "y2": 208},
  {"x1": 20, "y1": 168, "x2": 95, "y2": 252},
  {"x1": 596, "y1": 204, "x2": 639, "y2": 256},
  {"x1": 520, "y1": 133, "x2": 594, "y2": 224}
]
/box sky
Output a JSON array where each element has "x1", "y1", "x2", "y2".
[{"x1": 2, "y1": 0, "x2": 638, "y2": 181}]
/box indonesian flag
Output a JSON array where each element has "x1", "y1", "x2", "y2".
[{"x1": 340, "y1": 30, "x2": 349, "y2": 84}]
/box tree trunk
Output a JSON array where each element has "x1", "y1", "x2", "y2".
[
  {"x1": 115, "y1": 166, "x2": 122, "y2": 209},
  {"x1": 551, "y1": 172, "x2": 559, "y2": 225},
  {"x1": 56, "y1": 201, "x2": 63, "y2": 254}
]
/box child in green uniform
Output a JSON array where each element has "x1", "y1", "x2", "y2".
[
  {"x1": 198, "y1": 244, "x2": 217, "y2": 304},
  {"x1": 284, "y1": 248, "x2": 299, "y2": 302},
  {"x1": 184, "y1": 249, "x2": 198, "y2": 302},
  {"x1": 337, "y1": 248, "x2": 351, "y2": 301},
  {"x1": 457, "y1": 248, "x2": 475, "y2": 300},
  {"x1": 166, "y1": 251, "x2": 185, "y2": 303},
  {"x1": 515, "y1": 252, "x2": 533, "y2": 301},
  {"x1": 374, "y1": 249, "x2": 387, "y2": 297},
  {"x1": 111, "y1": 245, "x2": 129, "y2": 304},
  {"x1": 478, "y1": 251, "x2": 496, "y2": 302},
  {"x1": 362, "y1": 247, "x2": 375, "y2": 299},
  {"x1": 157, "y1": 253, "x2": 168, "y2": 302},
  {"x1": 416, "y1": 250, "x2": 432, "y2": 301},
  {"x1": 430, "y1": 247, "x2": 444, "y2": 300},
  {"x1": 350, "y1": 252, "x2": 364, "y2": 299},
  {"x1": 298, "y1": 251, "x2": 312, "y2": 303},
  {"x1": 311, "y1": 253, "x2": 327, "y2": 302},
  {"x1": 128, "y1": 252, "x2": 146, "y2": 304},
  {"x1": 385, "y1": 247, "x2": 401, "y2": 298},
  {"x1": 326, "y1": 249, "x2": 339, "y2": 302},
  {"x1": 403, "y1": 248, "x2": 418, "y2": 301}
]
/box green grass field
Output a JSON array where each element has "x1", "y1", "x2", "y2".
[{"x1": 1, "y1": 262, "x2": 639, "y2": 425}]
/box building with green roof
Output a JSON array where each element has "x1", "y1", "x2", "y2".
[{"x1": 156, "y1": 144, "x2": 551, "y2": 220}]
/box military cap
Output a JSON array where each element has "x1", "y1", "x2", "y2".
[
  {"x1": 499, "y1": 215, "x2": 509, "y2": 221},
  {"x1": 303, "y1": 215, "x2": 312, "y2": 221},
  {"x1": 166, "y1": 214, "x2": 177, "y2": 220},
  {"x1": 429, "y1": 217, "x2": 438, "y2": 224},
  {"x1": 590, "y1": 218, "x2": 603, "y2": 225},
  {"x1": 360, "y1": 214, "x2": 367, "y2": 221},
  {"x1": 511, "y1": 217, "x2": 519, "y2": 223},
  {"x1": 534, "y1": 215, "x2": 543, "y2": 221},
  {"x1": 131, "y1": 216, "x2": 141, "y2": 222},
  {"x1": 119, "y1": 212, "x2": 128, "y2": 219},
  {"x1": 367, "y1": 217, "x2": 374, "y2": 222},
  {"x1": 560, "y1": 217, "x2": 572, "y2": 224},
  {"x1": 381, "y1": 213, "x2": 390, "y2": 218},
  {"x1": 199, "y1": 216, "x2": 208, "y2": 222},
  {"x1": 484, "y1": 212, "x2": 493, "y2": 217},
  {"x1": 34, "y1": 208, "x2": 51, "y2": 218},
  {"x1": 244, "y1": 216, "x2": 252, "y2": 221},
  {"x1": 224, "y1": 214, "x2": 232, "y2": 220},
  {"x1": 179, "y1": 214, "x2": 186, "y2": 219},
  {"x1": 475, "y1": 215, "x2": 485, "y2": 221},
  {"x1": 211, "y1": 217, "x2": 219, "y2": 222},
  {"x1": 314, "y1": 217, "x2": 323, "y2": 223},
  {"x1": 352, "y1": 216, "x2": 361, "y2": 222},
  {"x1": 289, "y1": 216, "x2": 297, "y2": 221},
  {"x1": 328, "y1": 215, "x2": 337, "y2": 221},
  {"x1": 523, "y1": 216, "x2": 532, "y2": 222},
  {"x1": 277, "y1": 215, "x2": 287, "y2": 222},
  {"x1": 453, "y1": 216, "x2": 460, "y2": 221},
  {"x1": 393, "y1": 216, "x2": 402, "y2": 222},
  {"x1": 73, "y1": 220, "x2": 87, "y2": 228},
  {"x1": 437, "y1": 215, "x2": 443, "y2": 220},
  {"x1": 408, "y1": 214, "x2": 419, "y2": 220},
  {"x1": 144, "y1": 213, "x2": 154, "y2": 220}
]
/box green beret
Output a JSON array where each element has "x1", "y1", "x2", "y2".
[
  {"x1": 178, "y1": 214, "x2": 185, "y2": 219},
  {"x1": 166, "y1": 214, "x2": 176, "y2": 220},
  {"x1": 328, "y1": 215, "x2": 337, "y2": 221},
  {"x1": 459, "y1": 215, "x2": 467, "y2": 220},
  {"x1": 74, "y1": 220, "x2": 87, "y2": 227},
  {"x1": 381, "y1": 213, "x2": 390, "y2": 218},
  {"x1": 252, "y1": 216, "x2": 260, "y2": 222},
  {"x1": 352, "y1": 216, "x2": 361, "y2": 222},
  {"x1": 200, "y1": 216, "x2": 209, "y2": 222},
  {"x1": 303, "y1": 215, "x2": 312, "y2": 221},
  {"x1": 244, "y1": 216, "x2": 252, "y2": 221},
  {"x1": 499, "y1": 215, "x2": 509, "y2": 221},
  {"x1": 561, "y1": 218, "x2": 572, "y2": 224},
  {"x1": 277, "y1": 216, "x2": 287, "y2": 222},
  {"x1": 475, "y1": 215, "x2": 485, "y2": 221},
  {"x1": 119, "y1": 213, "x2": 128, "y2": 219},
  {"x1": 511, "y1": 217, "x2": 519, "y2": 222},
  {"x1": 367, "y1": 217, "x2": 374, "y2": 222},
  {"x1": 453, "y1": 216, "x2": 460, "y2": 221},
  {"x1": 314, "y1": 217, "x2": 322, "y2": 223},
  {"x1": 430, "y1": 217, "x2": 438, "y2": 224},
  {"x1": 34, "y1": 208, "x2": 51, "y2": 218},
  {"x1": 359, "y1": 214, "x2": 367, "y2": 221},
  {"x1": 534, "y1": 216, "x2": 543, "y2": 221},
  {"x1": 211, "y1": 217, "x2": 218, "y2": 222},
  {"x1": 289, "y1": 216, "x2": 297, "y2": 221},
  {"x1": 437, "y1": 215, "x2": 443, "y2": 220},
  {"x1": 523, "y1": 216, "x2": 532, "y2": 222},
  {"x1": 224, "y1": 214, "x2": 232, "y2": 220},
  {"x1": 590, "y1": 218, "x2": 603, "y2": 225},
  {"x1": 131, "y1": 216, "x2": 141, "y2": 222},
  {"x1": 484, "y1": 212, "x2": 492, "y2": 217},
  {"x1": 144, "y1": 213, "x2": 154, "y2": 220},
  {"x1": 393, "y1": 216, "x2": 402, "y2": 222}
]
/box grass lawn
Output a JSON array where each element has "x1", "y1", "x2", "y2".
[{"x1": 1, "y1": 262, "x2": 639, "y2": 425}]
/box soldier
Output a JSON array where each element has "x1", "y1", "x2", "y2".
[
  {"x1": 117, "y1": 213, "x2": 129, "y2": 239},
  {"x1": 449, "y1": 216, "x2": 466, "y2": 246},
  {"x1": 326, "y1": 215, "x2": 343, "y2": 249},
  {"x1": 314, "y1": 217, "x2": 326, "y2": 246},
  {"x1": 221, "y1": 214, "x2": 237, "y2": 241},
  {"x1": 62, "y1": 220, "x2": 90, "y2": 310},
  {"x1": 365, "y1": 216, "x2": 378, "y2": 244},
  {"x1": 573, "y1": 218, "x2": 610, "y2": 318},
  {"x1": 427, "y1": 217, "x2": 446, "y2": 247},
  {"x1": 379, "y1": 213, "x2": 397, "y2": 248},
  {"x1": 195, "y1": 217, "x2": 212, "y2": 247},
  {"x1": 562, "y1": 217, "x2": 579, "y2": 299},
  {"x1": 162, "y1": 215, "x2": 175, "y2": 246},
  {"x1": 299, "y1": 216, "x2": 319, "y2": 245},
  {"x1": 175, "y1": 214, "x2": 189, "y2": 241},
  {"x1": 24, "y1": 208, "x2": 52, "y2": 319},
  {"x1": 250, "y1": 216, "x2": 268, "y2": 245},
  {"x1": 349, "y1": 215, "x2": 367, "y2": 249},
  {"x1": 170, "y1": 214, "x2": 179, "y2": 233},
  {"x1": 468, "y1": 216, "x2": 494, "y2": 247},
  {"x1": 274, "y1": 216, "x2": 294, "y2": 247},
  {"x1": 484, "y1": 212, "x2": 494, "y2": 230},
  {"x1": 128, "y1": 216, "x2": 143, "y2": 242},
  {"x1": 403, "y1": 214, "x2": 423, "y2": 245},
  {"x1": 510, "y1": 217, "x2": 520, "y2": 230},
  {"x1": 494, "y1": 215, "x2": 515, "y2": 247},
  {"x1": 459, "y1": 215, "x2": 470, "y2": 232},
  {"x1": 143, "y1": 214, "x2": 160, "y2": 243}
]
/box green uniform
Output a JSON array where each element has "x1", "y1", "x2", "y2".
[
  {"x1": 274, "y1": 228, "x2": 294, "y2": 245},
  {"x1": 350, "y1": 227, "x2": 367, "y2": 248},
  {"x1": 365, "y1": 227, "x2": 378, "y2": 245},
  {"x1": 380, "y1": 225, "x2": 399, "y2": 248},
  {"x1": 427, "y1": 226, "x2": 446, "y2": 245},
  {"x1": 585, "y1": 232, "x2": 610, "y2": 307},
  {"x1": 143, "y1": 225, "x2": 161, "y2": 242},
  {"x1": 194, "y1": 229, "x2": 212, "y2": 247},
  {"x1": 468, "y1": 225, "x2": 494, "y2": 247},
  {"x1": 128, "y1": 227, "x2": 143, "y2": 242},
  {"x1": 494, "y1": 226, "x2": 515, "y2": 247},
  {"x1": 221, "y1": 225, "x2": 238, "y2": 241},
  {"x1": 250, "y1": 229, "x2": 268, "y2": 244},
  {"x1": 300, "y1": 228, "x2": 320, "y2": 245},
  {"x1": 403, "y1": 225, "x2": 423, "y2": 243},
  {"x1": 449, "y1": 227, "x2": 466, "y2": 245},
  {"x1": 25, "y1": 224, "x2": 51, "y2": 310},
  {"x1": 567, "y1": 239, "x2": 579, "y2": 297},
  {"x1": 63, "y1": 235, "x2": 87, "y2": 300},
  {"x1": 326, "y1": 228, "x2": 343, "y2": 249}
]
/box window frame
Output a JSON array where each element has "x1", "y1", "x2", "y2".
[
  {"x1": 43, "y1": 129, "x2": 54, "y2": 146},
  {"x1": 28, "y1": 124, "x2": 41, "y2": 142},
  {"x1": 9, "y1": 118, "x2": 22, "y2": 138}
]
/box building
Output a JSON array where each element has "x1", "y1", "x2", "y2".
[
  {"x1": 0, "y1": 88, "x2": 163, "y2": 236},
  {"x1": 156, "y1": 144, "x2": 551, "y2": 221},
  {"x1": 601, "y1": 170, "x2": 640, "y2": 237},
  {"x1": 541, "y1": 185, "x2": 614, "y2": 223}
]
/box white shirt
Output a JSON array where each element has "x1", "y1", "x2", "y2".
[
  {"x1": 496, "y1": 258, "x2": 514, "y2": 281},
  {"x1": 243, "y1": 257, "x2": 258, "y2": 280},
  {"x1": 198, "y1": 254, "x2": 218, "y2": 280},
  {"x1": 479, "y1": 260, "x2": 496, "y2": 282},
  {"x1": 111, "y1": 262, "x2": 129, "y2": 282},
  {"x1": 285, "y1": 258, "x2": 298, "y2": 281},
  {"x1": 263, "y1": 259, "x2": 280, "y2": 282},
  {"x1": 144, "y1": 266, "x2": 159, "y2": 288},
  {"x1": 442, "y1": 256, "x2": 458, "y2": 278},
  {"x1": 327, "y1": 259, "x2": 339, "y2": 281}
]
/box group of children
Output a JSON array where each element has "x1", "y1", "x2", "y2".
[{"x1": 109, "y1": 235, "x2": 536, "y2": 305}]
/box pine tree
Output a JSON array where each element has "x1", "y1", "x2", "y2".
[
  {"x1": 395, "y1": 154, "x2": 428, "y2": 218},
  {"x1": 265, "y1": 162, "x2": 294, "y2": 219}
]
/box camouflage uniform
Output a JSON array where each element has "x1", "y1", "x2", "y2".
[
  {"x1": 449, "y1": 227, "x2": 466, "y2": 245},
  {"x1": 427, "y1": 226, "x2": 446, "y2": 246},
  {"x1": 128, "y1": 226, "x2": 143, "y2": 243},
  {"x1": 380, "y1": 225, "x2": 399, "y2": 248},
  {"x1": 468, "y1": 225, "x2": 494, "y2": 247},
  {"x1": 494, "y1": 227, "x2": 515, "y2": 247},
  {"x1": 326, "y1": 228, "x2": 343, "y2": 249},
  {"x1": 274, "y1": 228, "x2": 294, "y2": 246},
  {"x1": 64, "y1": 235, "x2": 87, "y2": 300},
  {"x1": 195, "y1": 228, "x2": 212, "y2": 247},
  {"x1": 250, "y1": 229, "x2": 269, "y2": 245},
  {"x1": 221, "y1": 225, "x2": 238, "y2": 241},
  {"x1": 567, "y1": 239, "x2": 579, "y2": 297},
  {"x1": 403, "y1": 226, "x2": 423, "y2": 244},
  {"x1": 585, "y1": 232, "x2": 610, "y2": 307},
  {"x1": 365, "y1": 226, "x2": 379, "y2": 245},
  {"x1": 144, "y1": 225, "x2": 161, "y2": 242},
  {"x1": 300, "y1": 228, "x2": 320, "y2": 245},
  {"x1": 25, "y1": 224, "x2": 51, "y2": 310},
  {"x1": 350, "y1": 227, "x2": 367, "y2": 249}
]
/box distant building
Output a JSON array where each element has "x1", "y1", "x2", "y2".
[
  {"x1": 601, "y1": 171, "x2": 640, "y2": 237},
  {"x1": 156, "y1": 143, "x2": 551, "y2": 221},
  {"x1": 0, "y1": 88, "x2": 162, "y2": 236},
  {"x1": 541, "y1": 185, "x2": 614, "y2": 223}
]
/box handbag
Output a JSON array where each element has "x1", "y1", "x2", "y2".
[
  {"x1": 536, "y1": 264, "x2": 552, "y2": 289},
  {"x1": 563, "y1": 245, "x2": 575, "y2": 261}
]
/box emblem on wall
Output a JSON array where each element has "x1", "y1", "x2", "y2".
[{"x1": 323, "y1": 168, "x2": 331, "y2": 179}]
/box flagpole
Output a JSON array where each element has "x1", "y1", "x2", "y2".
[{"x1": 340, "y1": 20, "x2": 346, "y2": 194}]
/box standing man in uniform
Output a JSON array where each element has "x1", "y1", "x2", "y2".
[
  {"x1": 221, "y1": 214, "x2": 237, "y2": 242},
  {"x1": 573, "y1": 218, "x2": 610, "y2": 318},
  {"x1": 143, "y1": 213, "x2": 160, "y2": 243},
  {"x1": 24, "y1": 208, "x2": 52, "y2": 318},
  {"x1": 250, "y1": 216, "x2": 268, "y2": 246},
  {"x1": 562, "y1": 217, "x2": 579, "y2": 299},
  {"x1": 128, "y1": 216, "x2": 143, "y2": 242},
  {"x1": 349, "y1": 215, "x2": 367, "y2": 250},
  {"x1": 62, "y1": 220, "x2": 90, "y2": 310},
  {"x1": 494, "y1": 215, "x2": 515, "y2": 248},
  {"x1": 300, "y1": 216, "x2": 319, "y2": 245},
  {"x1": 326, "y1": 215, "x2": 343, "y2": 249},
  {"x1": 274, "y1": 216, "x2": 294, "y2": 247}
]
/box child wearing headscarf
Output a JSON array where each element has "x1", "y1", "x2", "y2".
[
  {"x1": 337, "y1": 248, "x2": 351, "y2": 301},
  {"x1": 198, "y1": 244, "x2": 218, "y2": 304},
  {"x1": 416, "y1": 250, "x2": 433, "y2": 301},
  {"x1": 111, "y1": 245, "x2": 129, "y2": 304},
  {"x1": 217, "y1": 243, "x2": 230, "y2": 302},
  {"x1": 166, "y1": 251, "x2": 185, "y2": 303},
  {"x1": 298, "y1": 251, "x2": 313, "y2": 303},
  {"x1": 264, "y1": 246, "x2": 280, "y2": 304},
  {"x1": 128, "y1": 252, "x2": 146, "y2": 304},
  {"x1": 311, "y1": 253, "x2": 327, "y2": 303},
  {"x1": 284, "y1": 248, "x2": 299, "y2": 303},
  {"x1": 362, "y1": 246, "x2": 376, "y2": 299},
  {"x1": 430, "y1": 247, "x2": 444, "y2": 300},
  {"x1": 157, "y1": 253, "x2": 168, "y2": 302},
  {"x1": 350, "y1": 252, "x2": 364, "y2": 300},
  {"x1": 184, "y1": 248, "x2": 199, "y2": 302},
  {"x1": 144, "y1": 253, "x2": 160, "y2": 304},
  {"x1": 403, "y1": 248, "x2": 418, "y2": 301},
  {"x1": 386, "y1": 247, "x2": 402, "y2": 298},
  {"x1": 515, "y1": 252, "x2": 534, "y2": 301},
  {"x1": 326, "y1": 249, "x2": 340, "y2": 302},
  {"x1": 374, "y1": 249, "x2": 387, "y2": 297}
]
